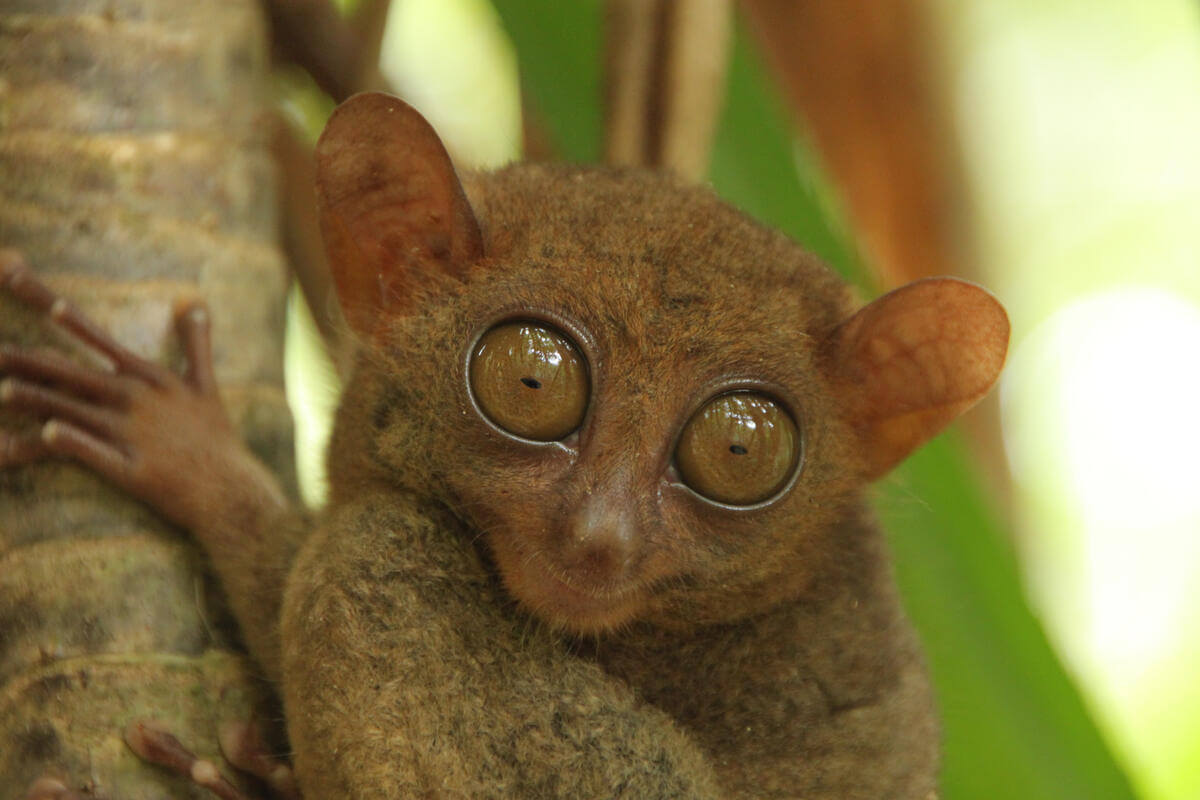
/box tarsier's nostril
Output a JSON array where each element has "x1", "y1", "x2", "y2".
[{"x1": 562, "y1": 496, "x2": 637, "y2": 583}]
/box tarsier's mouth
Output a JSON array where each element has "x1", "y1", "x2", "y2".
[
  {"x1": 491, "y1": 542, "x2": 647, "y2": 634},
  {"x1": 539, "y1": 568, "x2": 638, "y2": 617}
]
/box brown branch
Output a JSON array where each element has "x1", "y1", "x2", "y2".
[
  {"x1": 604, "y1": 0, "x2": 734, "y2": 181},
  {"x1": 264, "y1": 0, "x2": 391, "y2": 101},
  {"x1": 741, "y1": 0, "x2": 971, "y2": 288},
  {"x1": 604, "y1": 0, "x2": 662, "y2": 168},
  {"x1": 261, "y1": 1, "x2": 397, "y2": 371},
  {"x1": 272, "y1": 116, "x2": 352, "y2": 375},
  {"x1": 658, "y1": 0, "x2": 734, "y2": 178}
]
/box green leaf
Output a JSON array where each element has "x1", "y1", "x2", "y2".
[
  {"x1": 489, "y1": 0, "x2": 603, "y2": 162},
  {"x1": 880, "y1": 435, "x2": 1137, "y2": 799},
  {"x1": 707, "y1": 32, "x2": 873, "y2": 289},
  {"x1": 489, "y1": 1, "x2": 1137, "y2": 797}
]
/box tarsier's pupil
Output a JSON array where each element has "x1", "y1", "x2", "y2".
[
  {"x1": 675, "y1": 392, "x2": 800, "y2": 505},
  {"x1": 468, "y1": 322, "x2": 798, "y2": 504},
  {"x1": 469, "y1": 321, "x2": 588, "y2": 441}
]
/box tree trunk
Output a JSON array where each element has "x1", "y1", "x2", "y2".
[{"x1": 0, "y1": 0, "x2": 292, "y2": 796}]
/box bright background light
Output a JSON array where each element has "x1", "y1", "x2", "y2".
[
  {"x1": 941, "y1": 0, "x2": 1200, "y2": 795},
  {"x1": 379, "y1": 0, "x2": 522, "y2": 169},
  {"x1": 1002, "y1": 290, "x2": 1200, "y2": 797}
]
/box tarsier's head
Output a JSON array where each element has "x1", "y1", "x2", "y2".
[{"x1": 316, "y1": 94, "x2": 1008, "y2": 636}]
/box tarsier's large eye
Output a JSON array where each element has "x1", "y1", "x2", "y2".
[
  {"x1": 469, "y1": 321, "x2": 589, "y2": 441},
  {"x1": 675, "y1": 392, "x2": 801, "y2": 505}
]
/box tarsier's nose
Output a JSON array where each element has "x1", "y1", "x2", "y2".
[{"x1": 560, "y1": 494, "x2": 637, "y2": 586}]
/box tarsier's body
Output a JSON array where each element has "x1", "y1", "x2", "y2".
[{"x1": 3, "y1": 94, "x2": 1007, "y2": 798}]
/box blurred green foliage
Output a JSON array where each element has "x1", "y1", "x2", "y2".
[
  {"x1": 491, "y1": 1, "x2": 1137, "y2": 796},
  {"x1": 941, "y1": 3, "x2": 1200, "y2": 796}
]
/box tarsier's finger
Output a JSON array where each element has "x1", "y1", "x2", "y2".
[
  {"x1": 220, "y1": 720, "x2": 303, "y2": 800},
  {"x1": 1, "y1": 379, "x2": 121, "y2": 437},
  {"x1": 22, "y1": 778, "x2": 91, "y2": 800},
  {"x1": 0, "y1": 252, "x2": 162, "y2": 386},
  {"x1": 41, "y1": 420, "x2": 133, "y2": 485},
  {"x1": 175, "y1": 301, "x2": 218, "y2": 396},
  {"x1": 125, "y1": 721, "x2": 251, "y2": 800},
  {"x1": 1, "y1": 429, "x2": 49, "y2": 467},
  {"x1": 0, "y1": 345, "x2": 129, "y2": 404}
]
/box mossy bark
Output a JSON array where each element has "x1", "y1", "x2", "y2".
[{"x1": 0, "y1": 1, "x2": 290, "y2": 796}]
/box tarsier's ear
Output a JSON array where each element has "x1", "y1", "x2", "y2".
[
  {"x1": 315, "y1": 92, "x2": 484, "y2": 337},
  {"x1": 824, "y1": 277, "x2": 1009, "y2": 480}
]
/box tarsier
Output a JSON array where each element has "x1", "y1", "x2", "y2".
[{"x1": 2, "y1": 93, "x2": 1008, "y2": 798}]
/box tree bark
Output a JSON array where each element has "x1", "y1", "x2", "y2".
[{"x1": 0, "y1": 0, "x2": 291, "y2": 796}]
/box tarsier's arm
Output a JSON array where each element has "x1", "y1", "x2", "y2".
[
  {"x1": 0, "y1": 254, "x2": 307, "y2": 799},
  {"x1": 282, "y1": 491, "x2": 720, "y2": 798},
  {"x1": 0, "y1": 251, "x2": 300, "y2": 683}
]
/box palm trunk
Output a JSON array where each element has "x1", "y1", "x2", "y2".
[{"x1": 0, "y1": 0, "x2": 292, "y2": 795}]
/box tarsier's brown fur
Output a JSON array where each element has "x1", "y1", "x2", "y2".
[
  {"x1": 287, "y1": 165, "x2": 935, "y2": 797},
  {"x1": 5, "y1": 93, "x2": 1008, "y2": 798}
]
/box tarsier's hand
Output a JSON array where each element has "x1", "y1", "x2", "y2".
[
  {"x1": 3, "y1": 251, "x2": 299, "y2": 799},
  {"x1": 0, "y1": 250, "x2": 286, "y2": 540}
]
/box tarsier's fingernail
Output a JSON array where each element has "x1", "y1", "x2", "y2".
[
  {"x1": 0, "y1": 253, "x2": 28, "y2": 286},
  {"x1": 24, "y1": 777, "x2": 68, "y2": 799},
  {"x1": 41, "y1": 420, "x2": 59, "y2": 443},
  {"x1": 172, "y1": 297, "x2": 208, "y2": 324},
  {"x1": 0, "y1": 248, "x2": 25, "y2": 275},
  {"x1": 49, "y1": 298, "x2": 68, "y2": 320},
  {"x1": 0, "y1": 379, "x2": 13, "y2": 402},
  {"x1": 191, "y1": 759, "x2": 220, "y2": 785},
  {"x1": 217, "y1": 720, "x2": 248, "y2": 760},
  {"x1": 27, "y1": 778, "x2": 67, "y2": 790}
]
